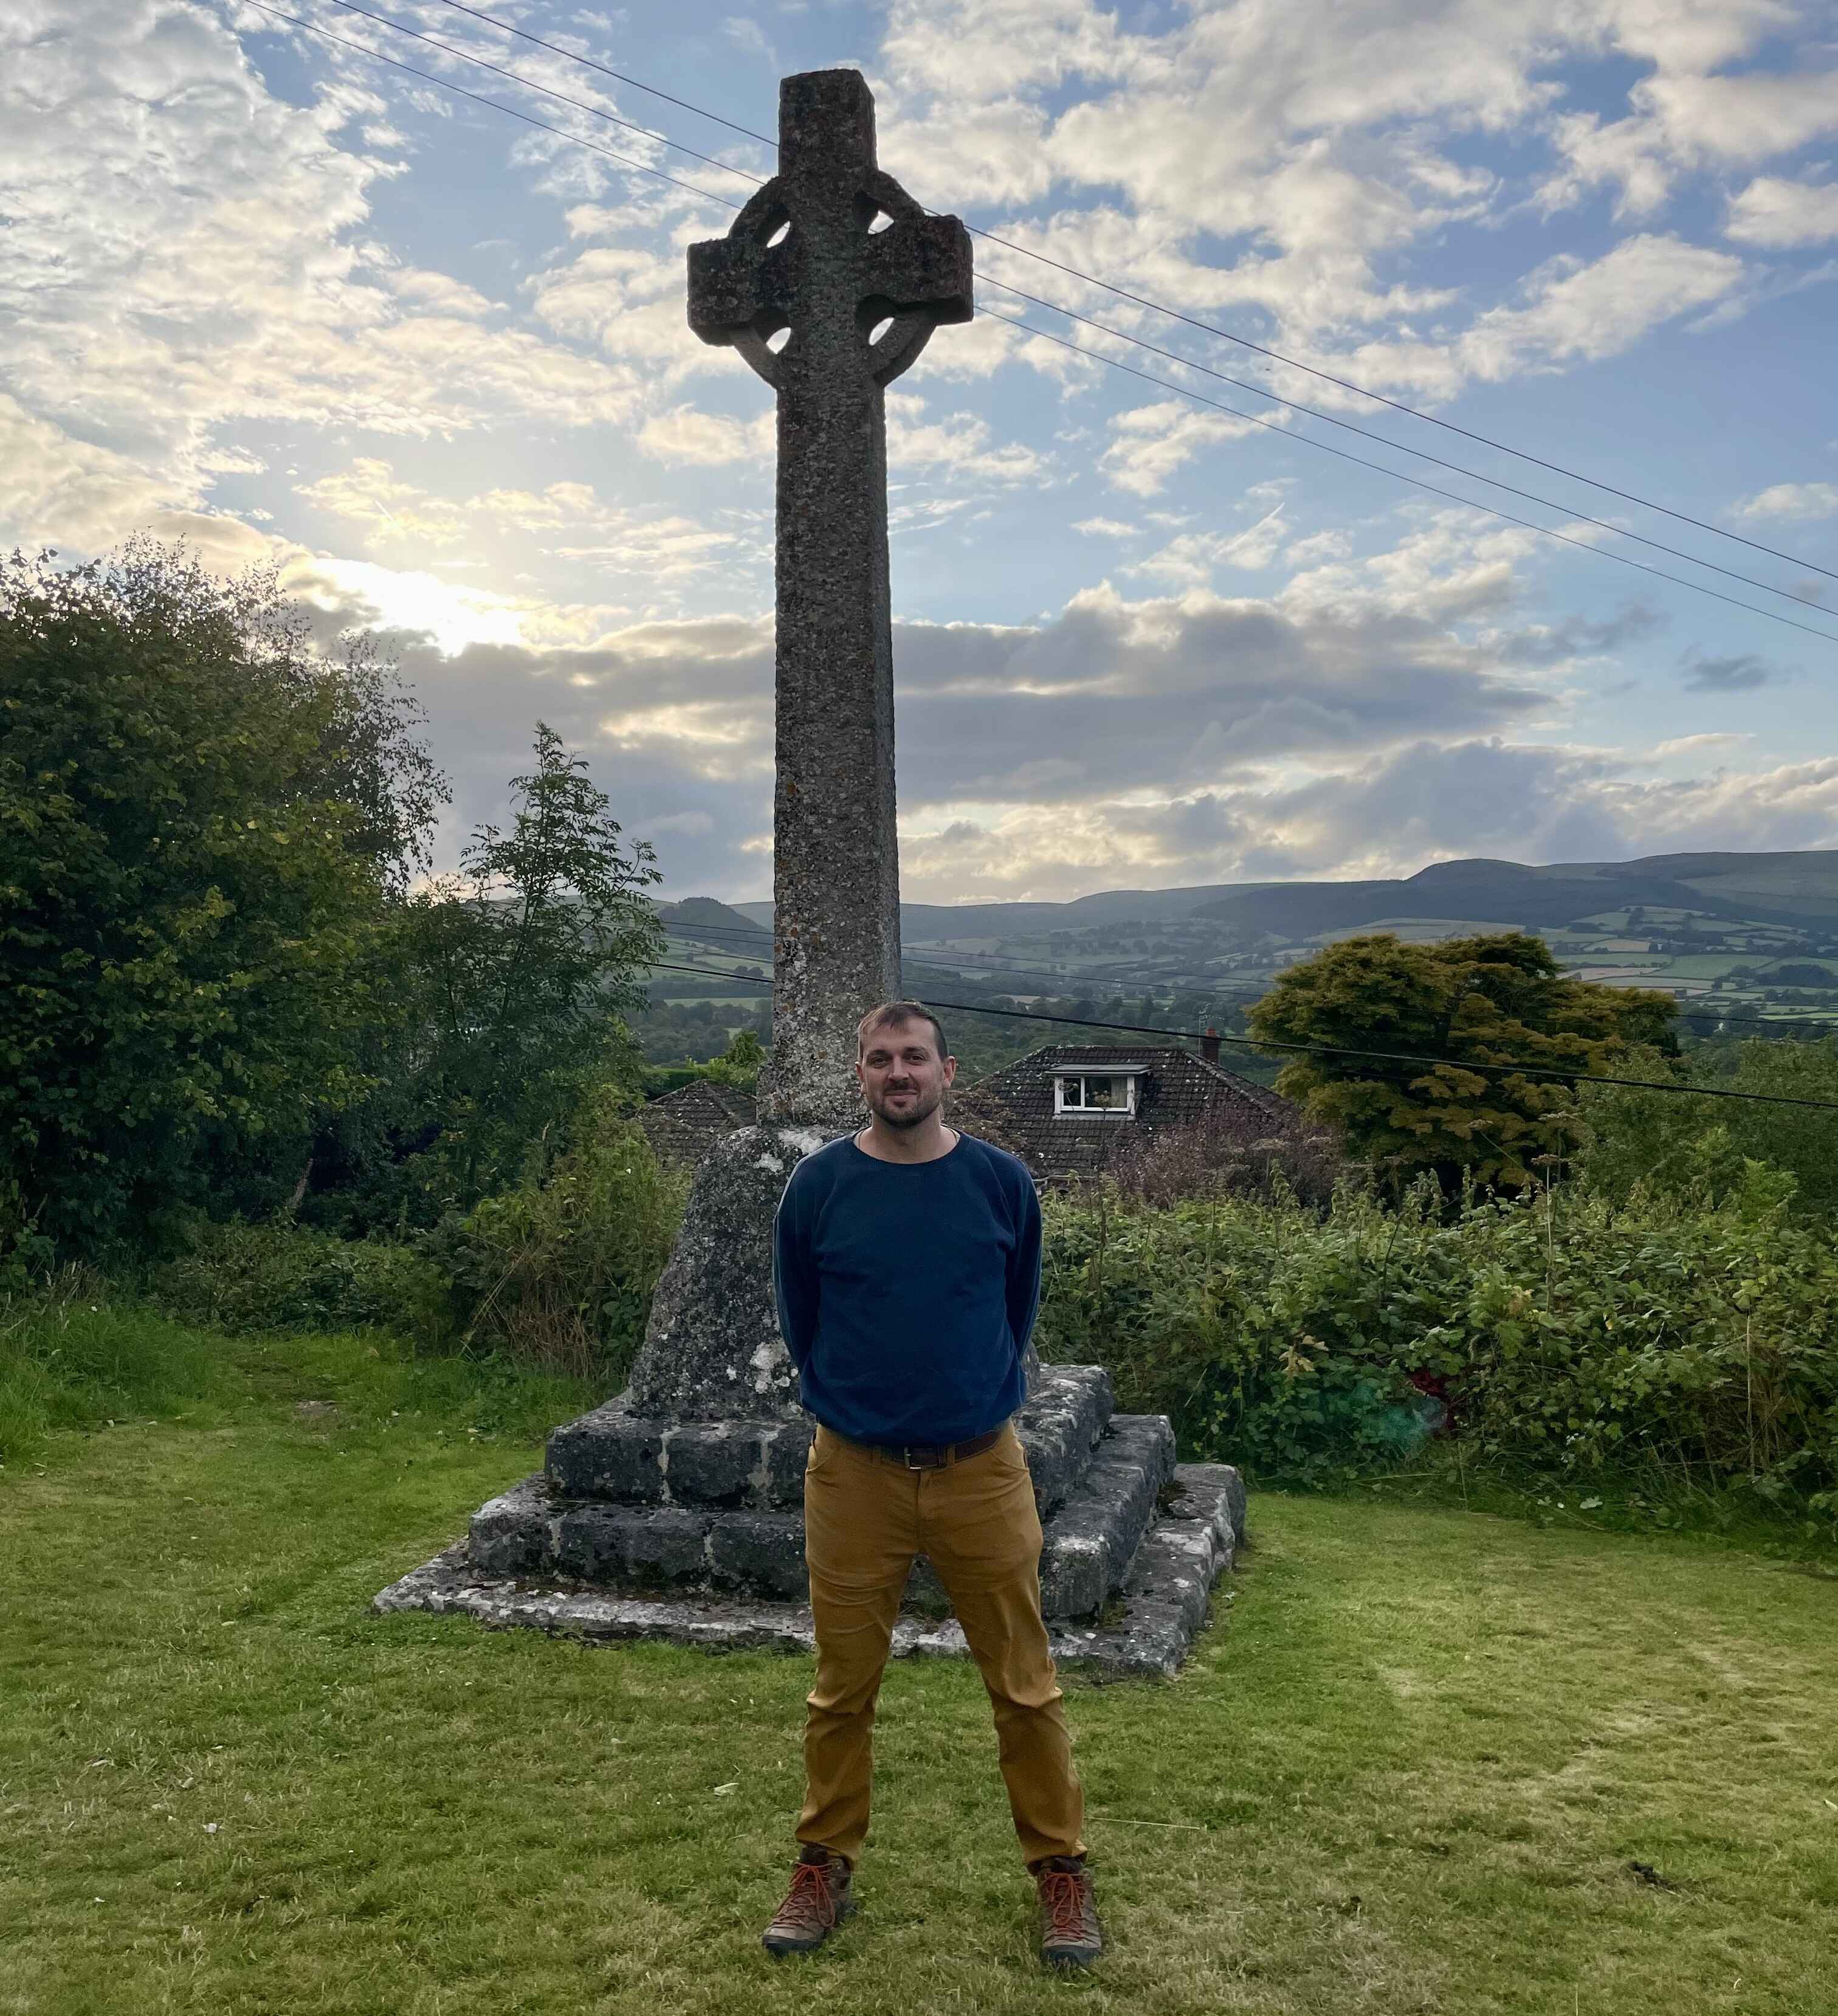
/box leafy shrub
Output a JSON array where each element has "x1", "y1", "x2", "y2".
[
  {"x1": 1103, "y1": 1103, "x2": 1345, "y2": 1207},
  {"x1": 150, "y1": 1222, "x2": 451, "y2": 1342},
  {"x1": 1037, "y1": 1172, "x2": 1838, "y2": 1525},
  {"x1": 1577, "y1": 1037, "x2": 1838, "y2": 1218},
  {"x1": 418, "y1": 1097, "x2": 687, "y2": 1381}
]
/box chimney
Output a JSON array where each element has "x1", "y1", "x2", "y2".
[{"x1": 1200, "y1": 1027, "x2": 1220, "y2": 1065}]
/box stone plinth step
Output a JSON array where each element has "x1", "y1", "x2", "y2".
[
  {"x1": 374, "y1": 1464, "x2": 1244, "y2": 1681},
  {"x1": 543, "y1": 1363, "x2": 1113, "y2": 1516},
  {"x1": 910, "y1": 1410, "x2": 1175, "y2": 1619},
  {"x1": 1015, "y1": 1364, "x2": 1113, "y2": 1517},
  {"x1": 1035, "y1": 1412, "x2": 1175, "y2": 1617},
  {"x1": 472, "y1": 1406, "x2": 1177, "y2": 1621}
]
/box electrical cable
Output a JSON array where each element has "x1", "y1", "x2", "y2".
[
  {"x1": 270, "y1": 2, "x2": 1838, "y2": 640},
  {"x1": 321, "y1": 0, "x2": 768, "y2": 184},
  {"x1": 236, "y1": 2, "x2": 745, "y2": 208},
  {"x1": 636, "y1": 959, "x2": 1838, "y2": 1112},
  {"x1": 984, "y1": 310, "x2": 1838, "y2": 646},
  {"x1": 418, "y1": 0, "x2": 1838, "y2": 587},
  {"x1": 980, "y1": 277, "x2": 1832, "y2": 620},
  {"x1": 658, "y1": 915, "x2": 1838, "y2": 1038},
  {"x1": 430, "y1": 0, "x2": 776, "y2": 147}
]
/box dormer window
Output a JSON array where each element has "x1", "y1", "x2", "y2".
[{"x1": 1054, "y1": 1071, "x2": 1138, "y2": 1116}]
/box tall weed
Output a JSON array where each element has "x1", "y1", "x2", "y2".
[{"x1": 419, "y1": 1096, "x2": 687, "y2": 1380}]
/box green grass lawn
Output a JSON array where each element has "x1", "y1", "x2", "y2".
[{"x1": 4, "y1": 1322, "x2": 1837, "y2": 2015}]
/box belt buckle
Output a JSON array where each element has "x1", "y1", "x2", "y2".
[{"x1": 904, "y1": 1445, "x2": 945, "y2": 1470}]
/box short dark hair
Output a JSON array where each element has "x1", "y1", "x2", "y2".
[{"x1": 856, "y1": 1000, "x2": 949, "y2": 1061}]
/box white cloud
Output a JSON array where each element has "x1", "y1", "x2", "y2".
[
  {"x1": 1726, "y1": 176, "x2": 1838, "y2": 247},
  {"x1": 886, "y1": 394, "x2": 1045, "y2": 483},
  {"x1": 1101, "y1": 402, "x2": 1265, "y2": 496},
  {"x1": 639, "y1": 406, "x2": 775, "y2": 467},
  {"x1": 0, "y1": 0, "x2": 659, "y2": 558},
  {"x1": 1736, "y1": 483, "x2": 1838, "y2": 522},
  {"x1": 1129, "y1": 509, "x2": 1288, "y2": 585},
  {"x1": 1454, "y1": 235, "x2": 1746, "y2": 381}
]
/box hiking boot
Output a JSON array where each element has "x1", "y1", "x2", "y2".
[
  {"x1": 1034, "y1": 1856, "x2": 1103, "y2": 1968},
  {"x1": 762, "y1": 1848, "x2": 855, "y2": 1956}
]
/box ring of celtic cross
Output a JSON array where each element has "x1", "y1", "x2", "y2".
[{"x1": 688, "y1": 165, "x2": 973, "y2": 394}]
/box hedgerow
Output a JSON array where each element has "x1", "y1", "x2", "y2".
[{"x1": 1037, "y1": 1169, "x2": 1838, "y2": 1524}]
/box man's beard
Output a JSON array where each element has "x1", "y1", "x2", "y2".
[{"x1": 869, "y1": 1082, "x2": 942, "y2": 1130}]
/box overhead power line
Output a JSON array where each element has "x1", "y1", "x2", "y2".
[
  {"x1": 430, "y1": 0, "x2": 776, "y2": 147},
  {"x1": 981, "y1": 278, "x2": 1831, "y2": 621},
  {"x1": 636, "y1": 957, "x2": 1838, "y2": 1112},
  {"x1": 661, "y1": 916, "x2": 1838, "y2": 1041},
  {"x1": 322, "y1": 0, "x2": 766, "y2": 184},
  {"x1": 985, "y1": 310, "x2": 1838, "y2": 646},
  {"x1": 421, "y1": 0, "x2": 1837, "y2": 589},
  {"x1": 286, "y1": 1, "x2": 1838, "y2": 641},
  {"x1": 237, "y1": 2, "x2": 745, "y2": 208}
]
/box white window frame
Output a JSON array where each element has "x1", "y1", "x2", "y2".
[{"x1": 1053, "y1": 1072, "x2": 1138, "y2": 1117}]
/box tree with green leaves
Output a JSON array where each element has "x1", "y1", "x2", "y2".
[
  {"x1": 1247, "y1": 931, "x2": 1677, "y2": 1191},
  {"x1": 0, "y1": 541, "x2": 446, "y2": 1260},
  {"x1": 392, "y1": 722, "x2": 665, "y2": 1202}
]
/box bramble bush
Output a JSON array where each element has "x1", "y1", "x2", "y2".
[
  {"x1": 1036, "y1": 1169, "x2": 1838, "y2": 1525},
  {"x1": 149, "y1": 1221, "x2": 452, "y2": 1342},
  {"x1": 147, "y1": 1086, "x2": 687, "y2": 1384},
  {"x1": 417, "y1": 1094, "x2": 686, "y2": 1381}
]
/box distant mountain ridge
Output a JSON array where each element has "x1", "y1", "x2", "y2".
[{"x1": 710, "y1": 849, "x2": 1838, "y2": 939}]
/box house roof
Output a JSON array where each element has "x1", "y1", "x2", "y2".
[
  {"x1": 636, "y1": 1079, "x2": 757, "y2": 1166},
  {"x1": 951, "y1": 1043, "x2": 1297, "y2": 1184}
]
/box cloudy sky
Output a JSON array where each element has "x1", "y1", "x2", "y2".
[{"x1": 6, "y1": 0, "x2": 1838, "y2": 902}]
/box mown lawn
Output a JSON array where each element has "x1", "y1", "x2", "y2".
[{"x1": 2, "y1": 1322, "x2": 1836, "y2": 2015}]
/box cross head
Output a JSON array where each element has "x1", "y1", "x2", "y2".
[{"x1": 688, "y1": 69, "x2": 973, "y2": 395}]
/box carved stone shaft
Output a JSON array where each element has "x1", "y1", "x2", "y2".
[{"x1": 687, "y1": 69, "x2": 972, "y2": 1125}]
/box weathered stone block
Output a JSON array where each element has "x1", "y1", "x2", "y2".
[
  {"x1": 1163, "y1": 1460, "x2": 1247, "y2": 1551},
  {"x1": 706, "y1": 1511, "x2": 808, "y2": 1601},
  {"x1": 764, "y1": 1418, "x2": 816, "y2": 1500},
  {"x1": 626, "y1": 1126, "x2": 835, "y2": 1420},
  {"x1": 557, "y1": 1503, "x2": 711, "y2": 1585},
  {"x1": 1014, "y1": 1364, "x2": 1113, "y2": 1517},
  {"x1": 660, "y1": 1420, "x2": 766, "y2": 1507},
  {"x1": 1037, "y1": 1414, "x2": 1175, "y2": 1620},
  {"x1": 469, "y1": 1477, "x2": 555, "y2": 1576},
  {"x1": 546, "y1": 1397, "x2": 817, "y2": 1510},
  {"x1": 545, "y1": 1400, "x2": 668, "y2": 1505}
]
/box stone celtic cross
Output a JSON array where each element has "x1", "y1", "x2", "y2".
[{"x1": 688, "y1": 67, "x2": 973, "y2": 1125}]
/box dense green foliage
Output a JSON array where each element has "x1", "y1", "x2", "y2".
[
  {"x1": 1248, "y1": 931, "x2": 1677, "y2": 1189},
  {"x1": 415, "y1": 1095, "x2": 686, "y2": 1379},
  {"x1": 1577, "y1": 1035, "x2": 1838, "y2": 1218},
  {"x1": 1038, "y1": 1176, "x2": 1838, "y2": 1528},
  {"x1": 147, "y1": 1099, "x2": 686, "y2": 1382},
  {"x1": 309, "y1": 723, "x2": 663, "y2": 1232},
  {"x1": 2, "y1": 546, "x2": 666, "y2": 1265},
  {"x1": 0, "y1": 545, "x2": 438, "y2": 1262}
]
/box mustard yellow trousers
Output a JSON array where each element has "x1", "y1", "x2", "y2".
[{"x1": 796, "y1": 1421, "x2": 1087, "y2": 1868}]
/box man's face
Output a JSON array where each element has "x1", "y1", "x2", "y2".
[{"x1": 856, "y1": 1018, "x2": 957, "y2": 1130}]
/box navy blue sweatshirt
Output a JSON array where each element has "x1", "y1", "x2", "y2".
[{"x1": 772, "y1": 1130, "x2": 1043, "y2": 1446}]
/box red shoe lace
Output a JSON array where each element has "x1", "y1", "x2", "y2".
[
  {"x1": 1039, "y1": 1869, "x2": 1087, "y2": 1940},
  {"x1": 779, "y1": 1860, "x2": 840, "y2": 1932}
]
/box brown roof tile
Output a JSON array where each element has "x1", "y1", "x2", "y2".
[
  {"x1": 637, "y1": 1079, "x2": 758, "y2": 1167},
  {"x1": 951, "y1": 1044, "x2": 1297, "y2": 1185}
]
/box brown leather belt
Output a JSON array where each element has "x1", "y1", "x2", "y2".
[{"x1": 841, "y1": 1426, "x2": 1005, "y2": 1471}]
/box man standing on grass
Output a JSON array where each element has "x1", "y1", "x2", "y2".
[{"x1": 762, "y1": 1001, "x2": 1103, "y2": 1969}]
